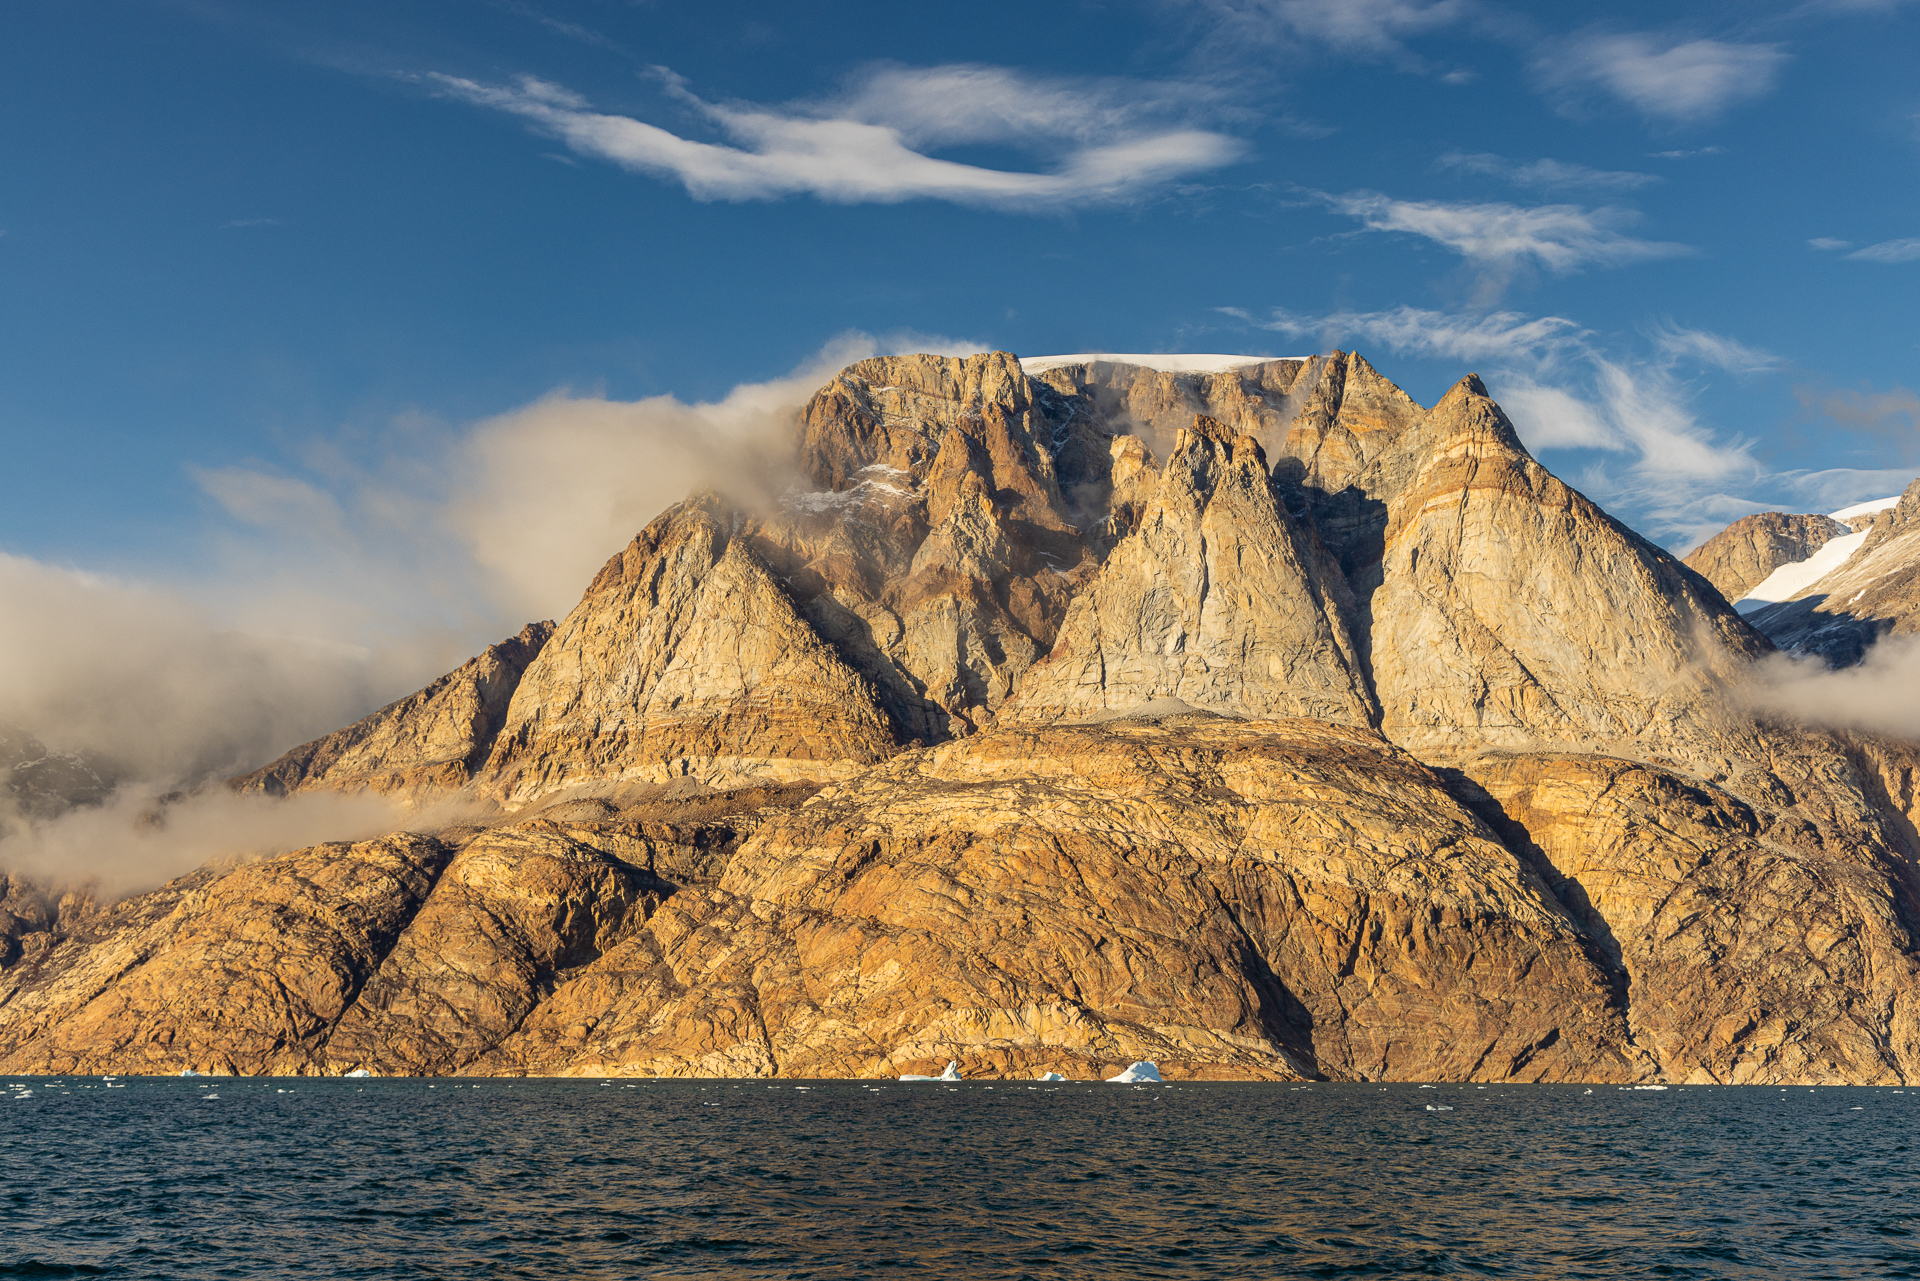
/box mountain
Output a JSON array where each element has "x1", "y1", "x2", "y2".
[
  {"x1": 1683, "y1": 512, "x2": 1850, "y2": 604},
  {"x1": 5, "y1": 351, "x2": 1920, "y2": 1085},
  {"x1": 1741, "y1": 480, "x2": 1920, "y2": 665}
]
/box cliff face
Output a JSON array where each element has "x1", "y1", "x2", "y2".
[{"x1": 7, "y1": 351, "x2": 1920, "y2": 1085}]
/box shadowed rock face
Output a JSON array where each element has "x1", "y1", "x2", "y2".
[
  {"x1": 9, "y1": 351, "x2": 1920, "y2": 1084},
  {"x1": 234, "y1": 624, "x2": 556, "y2": 802},
  {"x1": 1683, "y1": 512, "x2": 1850, "y2": 604},
  {"x1": 1745, "y1": 478, "x2": 1920, "y2": 666}
]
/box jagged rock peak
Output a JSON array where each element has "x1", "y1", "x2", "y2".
[
  {"x1": 479, "y1": 494, "x2": 899, "y2": 806},
  {"x1": 796, "y1": 351, "x2": 1071, "y2": 535},
  {"x1": 1366, "y1": 374, "x2": 1771, "y2": 762},
  {"x1": 1006, "y1": 414, "x2": 1375, "y2": 727}
]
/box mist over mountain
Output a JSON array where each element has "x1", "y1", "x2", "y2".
[{"x1": 5, "y1": 351, "x2": 1920, "y2": 1086}]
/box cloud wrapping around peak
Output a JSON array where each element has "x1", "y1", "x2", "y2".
[
  {"x1": 428, "y1": 66, "x2": 1247, "y2": 211},
  {"x1": 1534, "y1": 31, "x2": 1789, "y2": 122}
]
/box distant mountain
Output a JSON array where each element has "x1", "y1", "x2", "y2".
[
  {"x1": 1683, "y1": 483, "x2": 1920, "y2": 666},
  {"x1": 5, "y1": 352, "x2": 1919, "y2": 1086}
]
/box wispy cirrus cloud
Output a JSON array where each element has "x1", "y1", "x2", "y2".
[
  {"x1": 1313, "y1": 190, "x2": 1688, "y2": 296},
  {"x1": 1533, "y1": 31, "x2": 1789, "y2": 122},
  {"x1": 428, "y1": 65, "x2": 1248, "y2": 212},
  {"x1": 1846, "y1": 238, "x2": 1920, "y2": 263},
  {"x1": 1435, "y1": 151, "x2": 1660, "y2": 192},
  {"x1": 1173, "y1": 0, "x2": 1471, "y2": 68}
]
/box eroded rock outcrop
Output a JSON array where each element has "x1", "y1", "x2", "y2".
[
  {"x1": 7, "y1": 350, "x2": 1920, "y2": 1085},
  {"x1": 479, "y1": 496, "x2": 899, "y2": 806},
  {"x1": 1007, "y1": 419, "x2": 1373, "y2": 725},
  {"x1": 233, "y1": 624, "x2": 555, "y2": 801}
]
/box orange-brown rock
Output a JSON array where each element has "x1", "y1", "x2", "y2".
[
  {"x1": 232, "y1": 624, "x2": 554, "y2": 801},
  {"x1": 1460, "y1": 750, "x2": 1920, "y2": 1084},
  {"x1": 479, "y1": 495, "x2": 900, "y2": 805},
  {"x1": 0, "y1": 835, "x2": 449, "y2": 1075},
  {"x1": 1006, "y1": 421, "x2": 1373, "y2": 725},
  {"x1": 8, "y1": 350, "x2": 1920, "y2": 1086}
]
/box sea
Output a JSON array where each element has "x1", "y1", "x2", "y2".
[{"x1": 2, "y1": 1076, "x2": 1915, "y2": 1278}]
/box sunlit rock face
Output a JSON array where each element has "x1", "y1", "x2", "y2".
[
  {"x1": 7, "y1": 351, "x2": 1920, "y2": 1086},
  {"x1": 1741, "y1": 479, "x2": 1920, "y2": 666}
]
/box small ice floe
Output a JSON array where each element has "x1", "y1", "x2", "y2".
[
  {"x1": 1105, "y1": 1061, "x2": 1163, "y2": 1084},
  {"x1": 900, "y1": 1061, "x2": 964, "y2": 1082},
  {"x1": 179, "y1": 1070, "x2": 202, "y2": 1078},
  {"x1": 343, "y1": 1068, "x2": 372, "y2": 1079},
  {"x1": 1426, "y1": 1104, "x2": 1454, "y2": 1111},
  {"x1": 1632, "y1": 1085, "x2": 1669, "y2": 1091},
  {"x1": 1036, "y1": 1072, "x2": 1067, "y2": 1082}
]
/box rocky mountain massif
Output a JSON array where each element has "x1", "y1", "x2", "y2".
[{"x1": 5, "y1": 351, "x2": 1920, "y2": 1085}]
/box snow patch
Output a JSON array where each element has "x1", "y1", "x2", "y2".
[
  {"x1": 1737, "y1": 529, "x2": 1872, "y2": 611},
  {"x1": 1105, "y1": 1060, "x2": 1163, "y2": 1083},
  {"x1": 1829, "y1": 495, "x2": 1901, "y2": 522},
  {"x1": 1019, "y1": 354, "x2": 1302, "y2": 375}
]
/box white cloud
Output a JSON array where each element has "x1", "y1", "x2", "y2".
[
  {"x1": 1648, "y1": 323, "x2": 1778, "y2": 373},
  {"x1": 429, "y1": 66, "x2": 1247, "y2": 211},
  {"x1": 1240, "y1": 303, "x2": 1587, "y2": 367},
  {"x1": 1536, "y1": 33, "x2": 1788, "y2": 122},
  {"x1": 1809, "y1": 237, "x2": 1853, "y2": 251},
  {"x1": 1847, "y1": 238, "x2": 1920, "y2": 263},
  {"x1": 1436, "y1": 152, "x2": 1660, "y2": 192},
  {"x1": 1317, "y1": 190, "x2": 1689, "y2": 281},
  {"x1": 1169, "y1": 0, "x2": 1470, "y2": 69},
  {"x1": 1747, "y1": 635, "x2": 1920, "y2": 740},
  {"x1": 0, "y1": 332, "x2": 985, "y2": 816}
]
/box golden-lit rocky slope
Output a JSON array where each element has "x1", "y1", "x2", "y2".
[{"x1": 6, "y1": 351, "x2": 1920, "y2": 1085}]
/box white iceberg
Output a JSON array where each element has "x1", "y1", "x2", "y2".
[
  {"x1": 1105, "y1": 1061, "x2": 1163, "y2": 1083},
  {"x1": 179, "y1": 1069, "x2": 203, "y2": 1078},
  {"x1": 899, "y1": 1060, "x2": 963, "y2": 1082},
  {"x1": 1036, "y1": 1071, "x2": 1067, "y2": 1082},
  {"x1": 343, "y1": 1068, "x2": 373, "y2": 1079}
]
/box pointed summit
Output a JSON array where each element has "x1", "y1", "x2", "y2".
[{"x1": 1007, "y1": 416, "x2": 1374, "y2": 726}]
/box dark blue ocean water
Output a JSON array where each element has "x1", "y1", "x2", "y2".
[{"x1": 2, "y1": 1076, "x2": 1915, "y2": 1279}]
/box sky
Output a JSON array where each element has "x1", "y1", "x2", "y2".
[{"x1": 2, "y1": 0, "x2": 1918, "y2": 783}]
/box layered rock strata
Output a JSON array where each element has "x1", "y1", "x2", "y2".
[{"x1": 6, "y1": 350, "x2": 1920, "y2": 1085}]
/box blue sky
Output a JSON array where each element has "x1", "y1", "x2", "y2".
[{"x1": 1, "y1": 0, "x2": 1918, "y2": 768}]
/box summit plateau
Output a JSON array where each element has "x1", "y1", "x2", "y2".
[{"x1": 5, "y1": 351, "x2": 1920, "y2": 1085}]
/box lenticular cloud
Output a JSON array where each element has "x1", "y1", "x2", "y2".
[{"x1": 429, "y1": 66, "x2": 1245, "y2": 212}]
